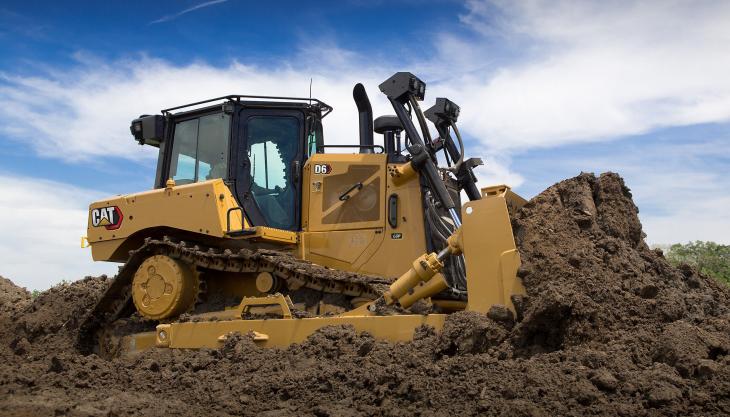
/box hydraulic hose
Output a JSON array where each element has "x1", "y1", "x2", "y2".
[
  {"x1": 388, "y1": 97, "x2": 457, "y2": 215},
  {"x1": 424, "y1": 192, "x2": 467, "y2": 291},
  {"x1": 449, "y1": 121, "x2": 465, "y2": 173},
  {"x1": 409, "y1": 96, "x2": 433, "y2": 146}
]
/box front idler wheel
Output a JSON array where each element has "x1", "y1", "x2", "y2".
[{"x1": 131, "y1": 255, "x2": 198, "y2": 320}]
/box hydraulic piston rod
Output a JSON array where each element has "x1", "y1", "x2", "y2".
[{"x1": 378, "y1": 229, "x2": 464, "y2": 309}]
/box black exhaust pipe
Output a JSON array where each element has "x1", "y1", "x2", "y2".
[{"x1": 353, "y1": 83, "x2": 374, "y2": 153}]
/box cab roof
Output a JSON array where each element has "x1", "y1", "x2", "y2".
[{"x1": 161, "y1": 95, "x2": 333, "y2": 118}]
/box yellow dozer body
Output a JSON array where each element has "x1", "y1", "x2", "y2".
[{"x1": 78, "y1": 73, "x2": 527, "y2": 357}]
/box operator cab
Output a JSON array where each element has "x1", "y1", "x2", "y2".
[{"x1": 130, "y1": 95, "x2": 330, "y2": 232}]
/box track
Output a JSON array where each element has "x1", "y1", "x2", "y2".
[{"x1": 76, "y1": 236, "x2": 393, "y2": 354}]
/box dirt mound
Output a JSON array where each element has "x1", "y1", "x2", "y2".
[
  {"x1": 0, "y1": 276, "x2": 31, "y2": 318},
  {"x1": 13, "y1": 276, "x2": 111, "y2": 354},
  {"x1": 511, "y1": 173, "x2": 729, "y2": 355},
  {"x1": 1, "y1": 172, "x2": 729, "y2": 416}
]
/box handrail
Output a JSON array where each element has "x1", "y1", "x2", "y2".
[
  {"x1": 162, "y1": 94, "x2": 333, "y2": 117},
  {"x1": 316, "y1": 144, "x2": 384, "y2": 153},
  {"x1": 225, "y1": 207, "x2": 243, "y2": 234}
]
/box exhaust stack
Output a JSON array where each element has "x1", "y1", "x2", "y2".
[{"x1": 353, "y1": 83, "x2": 374, "y2": 153}]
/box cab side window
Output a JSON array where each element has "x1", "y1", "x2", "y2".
[
  {"x1": 170, "y1": 119, "x2": 198, "y2": 184},
  {"x1": 169, "y1": 113, "x2": 230, "y2": 184}
]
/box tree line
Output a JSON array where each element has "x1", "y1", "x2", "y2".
[{"x1": 665, "y1": 241, "x2": 730, "y2": 286}]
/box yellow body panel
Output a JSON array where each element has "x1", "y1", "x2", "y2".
[
  {"x1": 358, "y1": 163, "x2": 430, "y2": 276},
  {"x1": 240, "y1": 226, "x2": 298, "y2": 244},
  {"x1": 461, "y1": 189, "x2": 525, "y2": 313},
  {"x1": 300, "y1": 154, "x2": 429, "y2": 278},
  {"x1": 88, "y1": 179, "x2": 245, "y2": 261},
  {"x1": 302, "y1": 153, "x2": 387, "y2": 232},
  {"x1": 482, "y1": 184, "x2": 528, "y2": 214},
  {"x1": 87, "y1": 158, "x2": 524, "y2": 305},
  {"x1": 301, "y1": 229, "x2": 380, "y2": 268}
]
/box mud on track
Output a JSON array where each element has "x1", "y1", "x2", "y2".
[{"x1": 1, "y1": 172, "x2": 729, "y2": 416}]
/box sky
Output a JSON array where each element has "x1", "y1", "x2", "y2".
[{"x1": 1, "y1": 0, "x2": 728, "y2": 290}]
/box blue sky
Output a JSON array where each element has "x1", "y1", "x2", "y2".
[{"x1": 1, "y1": 0, "x2": 729, "y2": 290}]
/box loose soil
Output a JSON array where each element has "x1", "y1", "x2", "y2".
[{"x1": 1, "y1": 172, "x2": 728, "y2": 416}]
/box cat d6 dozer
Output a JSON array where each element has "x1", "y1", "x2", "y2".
[{"x1": 77, "y1": 72, "x2": 527, "y2": 357}]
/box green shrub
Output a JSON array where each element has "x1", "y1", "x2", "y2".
[{"x1": 665, "y1": 241, "x2": 730, "y2": 285}]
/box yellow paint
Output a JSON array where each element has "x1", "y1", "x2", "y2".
[
  {"x1": 482, "y1": 184, "x2": 528, "y2": 213},
  {"x1": 300, "y1": 157, "x2": 430, "y2": 279},
  {"x1": 302, "y1": 153, "x2": 386, "y2": 232},
  {"x1": 88, "y1": 179, "x2": 245, "y2": 261},
  {"x1": 131, "y1": 255, "x2": 199, "y2": 320},
  {"x1": 155, "y1": 314, "x2": 447, "y2": 349},
  {"x1": 461, "y1": 191, "x2": 526, "y2": 313},
  {"x1": 237, "y1": 226, "x2": 298, "y2": 244}
]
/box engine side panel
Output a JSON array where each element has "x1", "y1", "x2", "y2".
[
  {"x1": 300, "y1": 153, "x2": 429, "y2": 278},
  {"x1": 87, "y1": 179, "x2": 245, "y2": 262}
]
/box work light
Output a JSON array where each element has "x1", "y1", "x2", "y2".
[
  {"x1": 425, "y1": 97, "x2": 460, "y2": 124},
  {"x1": 379, "y1": 72, "x2": 427, "y2": 101}
]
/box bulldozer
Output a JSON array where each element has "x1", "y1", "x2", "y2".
[{"x1": 77, "y1": 72, "x2": 527, "y2": 357}]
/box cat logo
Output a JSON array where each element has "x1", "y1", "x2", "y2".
[
  {"x1": 313, "y1": 163, "x2": 332, "y2": 175},
  {"x1": 90, "y1": 206, "x2": 124, "y2": 230}
]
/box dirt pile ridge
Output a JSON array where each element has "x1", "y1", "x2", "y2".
[
  {"x1": 0, "y1": 276, "x2": 31, "y2": 319},
  {"x1": 1, "y1": 172, "x2": 729, "y2": 417}
]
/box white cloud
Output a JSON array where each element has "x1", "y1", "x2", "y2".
[
  {"x1": 0, "y1": 55, "x2": 398, "y2": 163},
  {"x1": 471, "y1": 151, "x2": 525, "y2": 189},
  {"x1": 642, "y1": 203, "x2": 730, "y2": 246},
  {"x1": 445, "y1": 0, "x2": 730, "y2": 151},
  {"x1": 622, "y1": 161, "x2": 730, "y2": 245},
  {"x1": 2, "y1": 2, "x2": 729, "y2": 158},
  {"x1": 514, "y1": 135, "x2": 730, "y2": 245},
  {"x1": 4, "y1": 1, "x2": 729, "y2": 165},
  {"x1": 0, "y1": 174, "x2": 117, "y2": 290},
  {"x1": 631, "y1": 159, "x2": 730, "y2": 245}
]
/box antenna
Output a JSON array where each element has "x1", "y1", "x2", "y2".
[{"x1": 309, "y1": 77, "x2": 313, "y2": 105}]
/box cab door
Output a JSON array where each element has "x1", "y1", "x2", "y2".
[{"x1": 235, "y1": 109, "x2": 305, "y2": 231}]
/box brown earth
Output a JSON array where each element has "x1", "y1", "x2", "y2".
[{"x1": 1, "y1": 172, "x2": 729, "y2": 417}]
